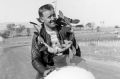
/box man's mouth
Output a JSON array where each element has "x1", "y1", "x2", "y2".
[{"x1": 50, "y1": 21, "x2": 56, "y2": 25}]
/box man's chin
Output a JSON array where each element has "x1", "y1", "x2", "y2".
[{"x1": 50, "y1": 24, "x2": 56, "y2": 27}]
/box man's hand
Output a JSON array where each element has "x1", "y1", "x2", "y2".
[
  {"x1": 42, "y1": 40, "x2": 72, "y2": 54},
  {"x1": 47, "y1": 46, "x2": 58, "y2": 54},
  {"x1": 44, "y1": 69, "x2": 52, "y2": 77},
  {"x1": 56, "y1": 40, "x2": 72, "y2": 54},
  {"x1": 39, "y1": 41, "x2": 58, "y2": 54},
  {"x1": 62, "y1": 40, "x2": 72, "y2": 49}
]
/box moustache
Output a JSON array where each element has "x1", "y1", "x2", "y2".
[{"x1": 50, "y1": 18, "x2": 57, "y2": 23}]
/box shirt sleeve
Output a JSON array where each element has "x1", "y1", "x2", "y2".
[{"x1": 31, "y1": 32, "x2": 48, "y2": 74}]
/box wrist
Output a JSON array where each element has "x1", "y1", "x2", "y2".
[{"x1": 44, "y1": 69, "x2": 52, "y2": 77}]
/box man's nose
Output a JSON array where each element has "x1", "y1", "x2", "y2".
[{"x1": 51, "y1": 16, "x2": 56, "y2": 20}]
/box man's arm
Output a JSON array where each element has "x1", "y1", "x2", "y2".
[{"x1": 31, "y1": 32, "x2": 48, "y2": 74}]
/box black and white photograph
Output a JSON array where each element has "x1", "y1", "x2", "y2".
[{"x1": 0, "y1": 0, "x2": 120, "y2": 79}]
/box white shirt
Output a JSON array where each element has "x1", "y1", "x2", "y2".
[{"x1": 46, "y1": 30, "x2": 61, "y2": 49}]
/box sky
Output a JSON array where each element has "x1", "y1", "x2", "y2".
[{"x1": 0, "y1": 0, "x2": 120, "y2": 29}]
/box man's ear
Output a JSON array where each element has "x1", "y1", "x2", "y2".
[{"x1": 36, "y1": 17, "x2": 44, "y2": 23}]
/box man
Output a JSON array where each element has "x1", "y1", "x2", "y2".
[{"x1": 31, "y1": 4, "x2": 81, "y2": 79}]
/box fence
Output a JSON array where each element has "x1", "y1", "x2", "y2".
[
  {"x1": 78, "y1": 40, "x2": 120, "y2": 62},
  {"x1": 78, "y1": 40, "x2": 120, "y2": 47}
]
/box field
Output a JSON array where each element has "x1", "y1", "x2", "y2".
[
  {"x1": 1, "y1": 29, "x2": 120, "y2": 79},
  {"x1": 2, "y1": 29, "x2": 120, "y2": 62},
  {"x1": 74, "y1": 30, "x2": 120, "y2": 62}
]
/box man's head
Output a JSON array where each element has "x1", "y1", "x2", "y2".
[{"x1": 38, "y1": 4, "x2": 56, "y2": 28}]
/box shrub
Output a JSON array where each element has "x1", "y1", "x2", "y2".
[
  {"x1": 0, "y1": 30, "x2": 10, "y2": 39},
  {"x1": 26, "y1": 28, "x2": 31, "y2": 36}
]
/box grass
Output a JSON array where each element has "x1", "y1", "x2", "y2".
[
  {"x1": 75, "y1": 31, "x2": 120, "y2": 42},
  {"x1": 80, "y1": 42, "x2": 120, "y2": 62}
]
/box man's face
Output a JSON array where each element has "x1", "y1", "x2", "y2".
[{"x1": 41, "y1": 10, "x2": 56, "y2": 28}]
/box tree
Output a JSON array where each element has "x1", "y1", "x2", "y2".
[
  {"x1": 0, "y1": 30, "x2": 10, "y2": 39},
  {"x1": 15, "y1": 25, "x2": 25, "y2": 36},
  {"x1": 6, "y1": 23, "x2": 16, "y2": 31},
  {"x1": 85, "y1": 22, "x2": 95, "y2": 30},
  {"x1": 26, "y1": 28, "x2": 31, "y2": 36},
  {"x1": 96, "y1": 26, "x2": 100, "y2": 32},
  {"x1": 6, "y1": 23, "x2": 16, "y2": 37},
  {"x1": 71, "y1": 19, "x2": 80, "y2": 24},
  {"x1": 86, "y1": 22, "x2": 92, "y2": 28},
  {"x1": 75, "y1": 25, "x2": 84, "y2": 29},
  {"x1": 115, "y1": 25, "x2": 120, "y2": 28}
]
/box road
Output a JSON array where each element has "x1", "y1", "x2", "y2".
[{"x1": 0, "y1": 45, "x2": 120, "y2": 79}]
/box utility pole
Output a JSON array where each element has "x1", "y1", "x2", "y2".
[{"x1": 52, "y1": 0, "x2": 57, "y2": 15}]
